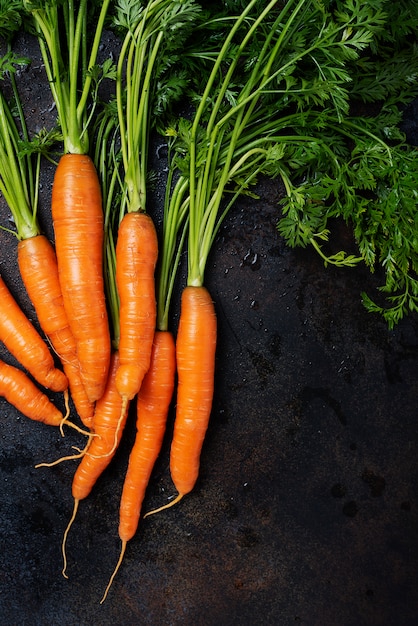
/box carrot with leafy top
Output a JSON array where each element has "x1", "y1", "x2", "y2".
[
  {"x1": 27, "y1": 0, "x2": 112, "y2": 403},
  {"x1": 100, "y1": 132, "x2": 191, "y2": 605},
  {"x1": 0, "y1": 58, "x2": 94, "y2": 426},
  {"x1": 146, "y1": 0, "x2": 282, "y2": 514}
]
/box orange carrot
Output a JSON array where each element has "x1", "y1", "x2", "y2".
[
  {"x1": 0, "y1": 359, "x2": 87, "y2": 434},
  {"x1": 171, "y1": 286, "x2": 217, "y2": 495},
  {"x1": 100, "y1": 330, "x2": 176, "y2": 602},
  {"x1": 17, "y1": 235, "x2": 94, "y2": 428},
  {"x1": 115, "y1": 212, "x2": 158, "y2": 403},
  {"x1": 51, "y1": 153, "x2": 111, "y2": 404},
  {"x1": 0, "y1": 274, "x2": 67, "y2": 393},
  {"x1": 0, "y1": 359, "x2": 64, "y2": 426},
  {"x1": 120, "y1": 331, "x2": 175, "y2": 539},
  {"x1": 61, "y1": 351, "x2": 130, "y2": 578},
  {"x1": 146, "y1": 286, "x2": 217, "y2": 516}
]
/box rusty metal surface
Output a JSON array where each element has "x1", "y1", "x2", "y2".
[{"x1": 0, "y1": 32, "x2": 418, "y2": 626}]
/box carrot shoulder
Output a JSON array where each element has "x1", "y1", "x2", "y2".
[
  {"x1": 170, "y1": 285, "x2": 217, "y2": 497},
  {"x1": 51, "y1": 153, "x2": 111, "y2": 404},
  {"x1": 115, "y1": 212, "x2": 158, "y2": 402},
  {"x1": 0, "y1": 274, "x2": 67, "y2": 392},
  {"x1": 17, "y1": 234, "x2": 94, "y2": 427}
]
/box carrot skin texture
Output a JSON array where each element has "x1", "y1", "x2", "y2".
[
  {"x1": 170, "y1": 286, "x2": 217, "y2": 496},
  {"x1": 51, "y1": 153, "x2": 111, "y2": 403},
  {"x1": 72, "y1": 352, "x2": 129, "y2": 501},
  {"x1": 17, "y1": 235, "x2": 94, "y2": 427},
  {"x1": 0, "y1": 274, "x2": 67, "y2": 392},
  {"x1": 115, "y1": 212, "x2": 158, "y2": 401},
  {"x1": 119, "y1": 330, "x2": 176, "y2": 542},
  {"x1": 0, "y1": 359, "x2": 64, "y2": 426}
]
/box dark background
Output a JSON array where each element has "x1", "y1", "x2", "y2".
[{"x1": 0, "y1": 31, "x2": 417, "y2": 626}]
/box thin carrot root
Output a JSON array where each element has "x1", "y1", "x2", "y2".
[
  {"x1": 59, "y1": 389, "x2": 71, "y2": 437},
  {"x1": 143, "y1": 493, "x2": 184, "y2": 518},
  {"x1": 100, "y1": 540, "x2": 127, "y2": 604},
  {"x1": 34, "y1": 435, "x2": 94, "y2": 468},
  {"x1": 60, "y1": 419, "x2": 93, "y2": 438},
  {"x1": 88, "y1": 397, "x2": 128, "y2": 460},
  {"x1": 62, "y1": 498, "x2": 79, "y2": 579}
]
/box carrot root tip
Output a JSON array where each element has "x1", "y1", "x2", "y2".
[
  {"x1": 100, "y1": 540, "x2": 127, "y2": 604},
  {"x1": 62, "y1": 498, "x2": 79, "y2": 579},
  {"x1": 143, "y1": 492, "x2": 184, "y2": 518}
]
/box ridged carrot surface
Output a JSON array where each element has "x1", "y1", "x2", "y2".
[
  {"x1": 0, "y1": 274, "x2": 67, "y2": 392},
  {"x1": 0, "y1": 359, "x2": 64, "y2": 426},
  {"x1": 71, "y1": 352, "x2": 130, "y2": 501},
  {"x1": 18, "y1": 235, "x2": 94, "y2": 427},
  {"x1": 51, "y1": 153, "x2": 111, "y2": 403},
  {"x1": 170, "y1": 286, "x2": 217, "y2": 496},
  {"x1": 119, "y1": 330, "x2": 176, "y2": 542},
  {"x1": 115, "y1": 212, "x2": 158, "y2": 401}
]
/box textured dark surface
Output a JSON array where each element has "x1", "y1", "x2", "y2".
[{"x1": 0, "y1": 32, "x2": 418, "y2": 626}]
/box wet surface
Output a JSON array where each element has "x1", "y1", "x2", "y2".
[{"x1": 1, "y1": 32, "x2": 418, "y2": 626}]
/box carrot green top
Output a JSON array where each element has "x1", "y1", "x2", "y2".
[{"x1": 24, "y1": 0, "x2": 111, "y2": 155}]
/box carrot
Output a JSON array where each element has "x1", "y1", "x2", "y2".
[
  {"x1": 61, "y1": 351, "x2": 130, "y2": 578},
  {"x1": 0, "y1": 274, "x2": 68, "y2": 393},
  {"x1": 17, "y1": 235, "x2": 95, "y2": 428},
  {"x1": 51, "y1": 153, "x2": 111, "y2": 404},
  {"x1": 170, "y1": 286, "x2": 217, "y2": 498},
  {"x1": 115, "y1": 211, "x2": 158, "y2": 403},
  {"x1": 0, "y1": 359, "x2": 88, "y2": 434},
  {"x1": 0, "y1": 57, "x2": 94, "y2": 426},
  {"x1": 100, "y1": 330, "x2": 176, "y2": 603},
  {"x1": 27, "y1": 0, "x2": 112, "y2": 404}
]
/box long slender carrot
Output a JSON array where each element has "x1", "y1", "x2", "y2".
[
  {"x1": 0, "y1": 359, "x2": 86, "y2": 434},
  {"x1": 119, "y1": 331, "x2": 175, "y2": 539},
  {"x1": 115, "y1": 211, "x2": 158, "y2": 403},
  {"x1": 17, "y1": 235, "x2": 95, "y2": 428},
  {"x1": 0, "y1": 274, "x2": 68, "y2": 393},
  {"x1": 61, "y1": 351, "x2": 130, "y2": 578},
  {"x1": 51, "y1": 153, "x2": 111, "y2": 404},
  {"x1": 100, "y1": 330, "x2": 176, "y2": 603}
]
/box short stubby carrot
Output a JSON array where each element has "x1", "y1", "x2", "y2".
[
  {"x1": 0, "y1": 360, "x2": 89, "y2": 438},
  {"x1": 115, "y1": 212, "x2": 158, "y2": 402},
  {"x1": 170, "y1": 286, "x2": 217, "y2": 498},
  {"x1": 51, "y1": 153, "x2": 111, "y2": 404},
  {"x1": 0, "y1": 274, "x2": 67, "y2": 393},
  {"x1": 17, "y1": 234, "x2": 94, "y2": 428},
  {"x1": 0, "y1": 359, "x2": 65, "y2": 426}
]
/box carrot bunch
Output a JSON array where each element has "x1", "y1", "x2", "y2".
[
  {"x1": 0, "y1": 0, "x2": 231, "y2": 603},
  {"x1": 0, "y1": 0, "x2": 311, "y2": 606}
]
